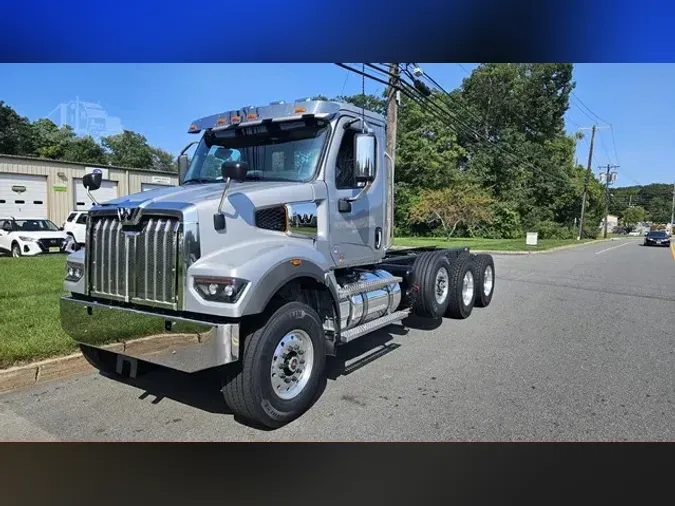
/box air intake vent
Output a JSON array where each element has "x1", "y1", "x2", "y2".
[{"x1": 255, "y1": 207, "x2": 286, "y2": 232}]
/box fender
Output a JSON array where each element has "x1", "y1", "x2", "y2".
[{"x1": 241, "y1": 254, "x2": 340, "y2": 318}]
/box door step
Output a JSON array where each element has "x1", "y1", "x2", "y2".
[
  {"x1": 340, "y1": 310, "x2": 411, "y2": 343},
  {"x1": 337, "y1": 276, "x2": 403, "y2": 300}
]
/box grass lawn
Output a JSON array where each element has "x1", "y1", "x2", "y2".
[
  {"x1": 393, "y1": 237, "x2": 597, "y2": 251},
  {"x1": 0, "y1": 255, "x2": 74, "y2": 368}
]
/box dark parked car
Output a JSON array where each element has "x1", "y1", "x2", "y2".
[{"x1": 643, "y1": 230, "x2": 671, "y2": 246}]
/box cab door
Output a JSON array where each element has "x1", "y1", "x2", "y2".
[{"x1": 325, "y1": 115, "x2": 386, "y2": 268}]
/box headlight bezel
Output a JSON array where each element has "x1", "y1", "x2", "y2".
[
  {"x1": 65, "y1": 261, "x2": 84, "y2": 282},
  {"x1": 193, "y1": 276, "x2": 248, "y2": 303},
  {"x1": 18, "y1": 235, "x2": 38, "y2": 242}
]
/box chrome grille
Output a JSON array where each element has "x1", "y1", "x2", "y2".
[{"x1": 88, "y1": 215, "x2": 181, "y2": 308}]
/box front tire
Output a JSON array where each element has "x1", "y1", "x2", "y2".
[
  {"x1": 221, "y1": 301, "x2": 326, "y2": 429},
  {"x1": 11, "y1": 242, "x2": 21, "y2": 258}
]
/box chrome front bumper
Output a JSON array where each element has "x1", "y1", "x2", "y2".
[{"x1": 60, "y1": 296, "x2": 239, "y2": 373}]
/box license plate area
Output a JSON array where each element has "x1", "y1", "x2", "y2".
[{"x1": 49, "y1": 246, "x2": 60, "y2": 253}]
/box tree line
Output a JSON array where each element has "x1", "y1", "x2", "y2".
[
  {"x1": 0, "y1": 101, "x2": 176, "y2": 172},
  {"x1": 608, "y1": 184, "x2": 673, "y2": 228}
]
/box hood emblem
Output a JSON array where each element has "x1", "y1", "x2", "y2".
[{"x1": 117, "y1": 207, "x2": 140, "y2": 225}]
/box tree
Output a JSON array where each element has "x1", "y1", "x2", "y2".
[
  {"x1": 31, "y1": 119, "x2": 78, "y2": 160},
  {"x1": 150, "y1": 147, "x2": 177, "y2": 172},
  {"x1": 0, "y1": 101, "x2": 34, "y2": 155},
  {"x1": 101, "y1": 130, "x2": 154, "y2": 169},
  {"x1": 620, "y1": 206, "x2": 648, "y2": 229},
  {"x1": 408, "y1": 182, "x2": 494, "y2": 238},
  {"x1": 62, "y1": 135, "x2": 107, "y2": 165}
]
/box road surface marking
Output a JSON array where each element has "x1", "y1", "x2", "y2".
[
  {"x1": 595, "y1": 241, "x2": 633, "y2": 255},
  {"x1": 671, "y1": 243, "x2": 675, "y2": 261}
]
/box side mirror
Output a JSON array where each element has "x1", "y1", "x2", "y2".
[
  {"x1": 178, "y1": 154, "x2": 190, "y2": 184},
  {"x1": 221, "y1": 161, "x2": 249, "y2": 183},
  {"x1": 82, "y1": 172, "x2": 102, "y2": 191},
  {"x1": 354, "y1": 133, "x2": 376, "y2": 183}
]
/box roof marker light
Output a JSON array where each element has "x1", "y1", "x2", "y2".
[
  {"x1": 294, "y1": 107, "x2": 306, "y2": 113},
  {"x1": 189, "y1": 123, "x2": 198, "y2": 131},
  {"x1": 217, "y1": 118, "x2": 227, "y2": 125}
]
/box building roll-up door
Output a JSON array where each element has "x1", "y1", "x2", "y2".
[
  {"x1": 0, "y1": 173, "x2": 48, "y2": 217},
  {"x1": 73, "y1": 179, "x2": 118, "y2": 210}
]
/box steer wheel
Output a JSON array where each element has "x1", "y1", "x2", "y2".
[{"x1": 220, "y1": 301, "x2": 326, "y2": 429}]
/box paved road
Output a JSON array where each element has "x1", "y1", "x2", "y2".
[{"x1": 2, "y1": 239, "x2": 673, "y2": 441}]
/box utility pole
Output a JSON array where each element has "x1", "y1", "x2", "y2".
[
  {"x1": 670, "y1": 182, "x2": 675, "y2": 234},
  {"x1": 599, "y1": 164, "x2": 619, "y2": 239},
  {"x1": 385, "y1": 63, "x2": 400, "y2": 249},
  {"x1": 577, "y1": 125, "x2": 597, "y2": 240}
]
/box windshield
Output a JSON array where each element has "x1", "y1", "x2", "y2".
[
  {"x1": 183, "y1": 120, "x2": 329, "y2": 184},
  {"x1": 648, "y1": 231, "x2": 667, "y2": 238},
  {"x1": 14, "y1": 220, "x2": 60, "y2": 232}
]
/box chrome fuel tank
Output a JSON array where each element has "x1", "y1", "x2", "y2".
[{"x1": 338, "y1": 270, "x2": 402, "y2": 331}]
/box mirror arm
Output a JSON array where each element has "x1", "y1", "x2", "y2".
[
  {"x1": 216, "y1": 177, "x2": 232, "y2": 215},
  {"x1": 180, "y1": 141, "x2": 198, "y2": 156},
  {"x1": 346, "y1": 181, "x2": 372, "y2": 203},
  {"x1": 86, "y1": 188, "x2": 100, "y2": 206}
]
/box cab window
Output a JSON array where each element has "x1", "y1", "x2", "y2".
[{"x1": 335, "y1": 128, "x2": 357, "y2": 189}]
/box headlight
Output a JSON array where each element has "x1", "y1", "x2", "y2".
[
  {"x1": 65, "y1": 262, "x2": 84, "y2": 282},
  {"x1": 194, "y1": 276, "x2": 248, "y2": 303},
  {"x1": 18, "y1": 236, "x2": 37, "y2": 242}
]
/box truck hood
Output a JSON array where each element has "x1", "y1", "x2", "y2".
[{"x1": 98, "y1": 181, "x2": 313, "y2": 212}]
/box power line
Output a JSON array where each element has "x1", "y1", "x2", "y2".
[
  {"x1": 362, "y1": 63, "x2": 572, "y2": 188},
  {"x1": 571, "y1": 91, "x2": 611, "y2": 126},
  {"x1": 457, "y1": 64, "x2": 471, "y2": 75}
]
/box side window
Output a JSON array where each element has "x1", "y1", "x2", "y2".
[
  {"x1": 76, "y1": 214, "x2": 88, "y2": 224},
  {"x1": 335, "y1": 128, "x2": 357, "y2": 189},
  {"x1": 66, "y1": 213, "x2": 77, "y2": 222},
  {"x1": 0, "y1": 220, "x2": 10, "y2": 232}
]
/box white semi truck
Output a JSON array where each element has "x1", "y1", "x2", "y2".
[{"x1": 60, "y1": 99, "x2": 495, "y2": 428}]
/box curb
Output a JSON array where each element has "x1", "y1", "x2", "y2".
[{"x1": 0, "y1": 334, "x2": 198, "y2": 394}]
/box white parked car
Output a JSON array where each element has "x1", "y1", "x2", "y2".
[
  {"x1": 62, "y1": 210, "x2": 88, "y2": 246},
  {"x1": 0, "y1": 216, "x2": 71, "y2": 257}
]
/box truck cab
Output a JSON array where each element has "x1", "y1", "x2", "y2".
[{"x1": 60, "y1": 99, "x2": 495, "y2": 428}]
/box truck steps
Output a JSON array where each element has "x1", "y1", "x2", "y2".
[
  {"x1": 340, "y1": 310, "x2": 411, "y2": 343},
  {"x1": 337, "y1": 276, "x2": 403, "y2": 300}
]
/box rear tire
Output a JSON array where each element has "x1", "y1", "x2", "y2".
[
  {"x1": 221, "y1": 301, "x2": 326, "y2": 429},
  {"x1": 444, "y1": 252, "x2": 477, "y2": 319},
  {"x1": 473, "y1": 254, "x2": 495, "y2": 308},
  {"x1": 411, "y1": 251, "x2": 453, "y2": 319}
]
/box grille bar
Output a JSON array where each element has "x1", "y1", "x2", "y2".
[{"x1": 88, "y1": 215, "x2": 181, "y2": 308}]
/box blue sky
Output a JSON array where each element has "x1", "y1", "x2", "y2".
[{"x1": 0, "y1": 63, "x2": 673, "y2": 187}]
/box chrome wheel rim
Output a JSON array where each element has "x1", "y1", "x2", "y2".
[
  {"x1": 483, "y1": 265, "x2": 494, "y2": 296},
  {"x1": 435, "y1": 266, "x2": 449, "y2": 304},
  {"x1": 462, "y1": 271, "x2": 475, "y2": 307},
  {"x1": 270, "y1": 330, "x2": 314, "y2": 400}
]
